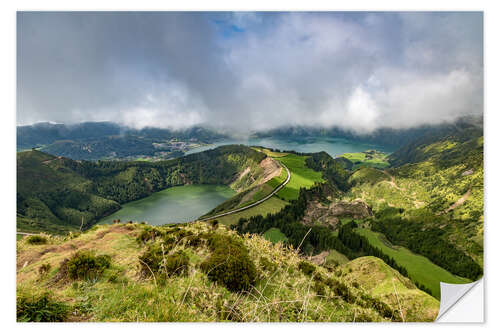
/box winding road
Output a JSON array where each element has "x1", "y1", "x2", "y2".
[{"x1": 199, "y1": 160, "x2": 291, "y2": 221}]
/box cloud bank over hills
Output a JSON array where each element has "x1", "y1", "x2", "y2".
[{"x1": 17, "y1": 12, "x2": 483, "y2": 134}]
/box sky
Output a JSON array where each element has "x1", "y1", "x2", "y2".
[{"x1": 17, "y1": 12, "x2": 483, "y2": 134}]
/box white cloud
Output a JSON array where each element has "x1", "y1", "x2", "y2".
[{"x1": 17, "y1": 12, "x2": 483, "y2": 133}]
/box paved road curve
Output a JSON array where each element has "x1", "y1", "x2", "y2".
[{"x1": 199, "y1": 161, "x2": 291, "y2": 221}]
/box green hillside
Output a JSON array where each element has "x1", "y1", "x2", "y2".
[
  {"x1": 17, "y1": 145, "x2": 267, "y2": 233},
  {"x1": 344, "y1": 130, "x2": 484, "y2": 267},
  {"x1": 16, "y1": 222, "x2": 438, "y2": 322},
  {"x1": 233, "y1": 128, "x2": 484, "y2": 298}
]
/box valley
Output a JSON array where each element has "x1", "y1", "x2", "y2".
[
  {"x1": 16, "y1": 123, "x2": 484, "y2": 320},
  {"x1": 15, "y1": 11, "x2": 485, "y2": 323}
]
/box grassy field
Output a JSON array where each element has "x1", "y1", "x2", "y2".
[
  {"x1": 263, "y1": 227, "x2": 288, "y2": 244},
  {"x1": 216, "y1": 197, "x2": 288, "y2": 225},
  {"x1": 274, "y1": 154, "x2": 324, "y2": 201},
  {"x1": 339, "y1": 151, "x2": 389, "y2": 170},
  {"x1": 354, "y1": 228, "x2": 470, "y2": 298}
]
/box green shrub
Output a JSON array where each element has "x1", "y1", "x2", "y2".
[
  {"x1": 366, "y1": 296, "x2": 398, "y2": 320},
  {"x1": 138, "y1": 243, "x2": 164, "y2": 275},
  {"x1": 201, "y1": 234, "x2": 257, "y2": 292},
  {"x1": 17, "y1": 293, "x2": 69, "y2": 322},
  {"x1": 136, "y1": 227, "x2": 164, "y2": 244},
  {"x1": 138, "y1": 244, "x2": 190, "y2": 278},
  {"x1": 26, "y1": 235, "x2": 47, "y2": 245},
  {"x1": 313, "y1": 281, "x2": 327, "y2": 296},
  {"x1": 164, "y1": 251, "x2": 190, "y2": 276},
  {"x1": 64, "y1": 251, "x2": 111, "y2": 280},
  {"x1": 298, "y1": 261, "x2": 316, "y2": 276},
  {"x1": 325, "y1": 278, "x2": 355, "y2": 303}
]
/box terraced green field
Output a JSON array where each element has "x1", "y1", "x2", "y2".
[
  {"x1": 274, "y1": 154, "x2": 324, "y2": 201},
  {"x1": 263, "y1": 227, "x2": 288, "y2": 244},
  {"x1": 354, "y1": 228, "x2": 470, "y2": 298},
  {"x1": 216, "y1": 197, "x2": 288, "y2": 226}
]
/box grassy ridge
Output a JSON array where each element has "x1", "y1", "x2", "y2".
[
  {"x1": 202, "y1": 158, "x2": 289, "y2": 219},
  {"x1": 342, "y1": 256, "x2": 439, "y2": 321},
  {"x1": 203, "y1": 150, "x2": 324, "y2": 225},
  {"x1": 354, "y1": 228, "x2": 470, "y2": 298},
  {"x1": 16, "y1": 222, "x2": 439, "y2": 322}
]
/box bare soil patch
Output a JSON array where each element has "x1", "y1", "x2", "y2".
[{"x1": 258, "y1": 157, "x2": 282, "y2": 185}]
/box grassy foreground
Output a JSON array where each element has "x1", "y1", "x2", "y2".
[{"x1": 17, "y1": 222, "x2": 438, "y2": 322}]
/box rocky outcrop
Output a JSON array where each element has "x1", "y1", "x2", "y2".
[
  {"x1": 329, "y1": 199, "x2": 373, "y2": 219},
  {"x1": 302, "y1": 199, "x2": 373, "y2": 228}
]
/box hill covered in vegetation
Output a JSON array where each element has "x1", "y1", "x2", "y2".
[
  {"x1": 17, "y1": 122, "x2": 227, "y2": 160},
  {"x1": 345, "y1": 127, "x2": 483, "y2": 267},
  {"x1": 230, "y1": 125, "x2": 483, "y2": 298},
  {"x1": 16, "y1": 221, "x2": 439, "y2": 322},
  {"x1": 16, "y1": 123, "x2": 483, "y2": 320},
  {"x1": 17, "y1": 145, "x2": 267, "y2": 233}
]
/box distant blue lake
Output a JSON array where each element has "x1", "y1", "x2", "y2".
[{"x1": 186, "y1": 136, "x2": 396, "y2": 157}]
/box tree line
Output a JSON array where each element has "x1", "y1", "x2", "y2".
[{"x1": 370, "y1": 211, "x2": 482, "y2": 280}]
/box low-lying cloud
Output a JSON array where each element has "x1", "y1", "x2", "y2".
[{"x1": 17, "y1": 12, "x2": 483, "y2": 134}]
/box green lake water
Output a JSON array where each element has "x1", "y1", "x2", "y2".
[{"x1": 99, "y1": 185, "x2": 235, "y2": 226}]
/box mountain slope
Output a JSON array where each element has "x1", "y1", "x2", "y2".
[
  {"x1": 17, "y1": 145, "x2": 267, "y2": 233},
  {"x1": 344, "y1": 128, "x2": 483, "y2": 267},
  {"x1": 341, "y1": 257, "x2": 439, "y2": 322},
  {"x1": 16, "y1": 222, "x2": 438, "y2": 322}
]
